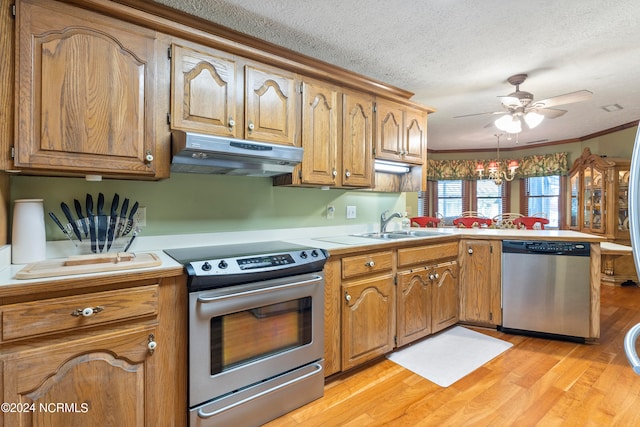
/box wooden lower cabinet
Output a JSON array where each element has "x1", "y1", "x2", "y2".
[
  {"x1": 458, "y1": 239, "x2": 502, "y2": 326},
  {"x1": 396, "y1": 269, "x2": 431, "y2": 347},
  {"x1": 2, "y1": 326, "x2": 157, "y2": 427},
  {"x1": 342, "y1": 273, "x2": 395, "y2": 371},
  {"x1": 396, "y1": 260, "x2": 459, "y2": 347},
  {"x1": 431, "y1": 261, "x2": 459, "y2": 333},
  {"x1": 0, "y1": 275, "x2": 187, "y2": 427},
  {"x1": 332, "y1": 242, "x2": 460, "y2": 374}
]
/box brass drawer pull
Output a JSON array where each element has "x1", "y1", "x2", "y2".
[{"x1": 71, "y1": 306, "x2": 104, "y2": 317}]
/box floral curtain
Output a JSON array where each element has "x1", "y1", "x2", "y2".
[{"x1": 427, "y1": 152, "x2": 568, "y2": 180}]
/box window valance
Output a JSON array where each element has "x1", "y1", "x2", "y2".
[{"x1": 426, "y1": 152, "x2": 568, "y2": 181}]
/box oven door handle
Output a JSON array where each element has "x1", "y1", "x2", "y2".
[
  {"x1": 196, "y1": 274, "x2": 322, "y2": 303},
  {"x1": 196, "y1": 362, "x2": 323, "y2": 419}
]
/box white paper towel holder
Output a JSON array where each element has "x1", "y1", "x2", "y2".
[{"x1": 12, "y1": 198, "x2": 46, "y2": 264}]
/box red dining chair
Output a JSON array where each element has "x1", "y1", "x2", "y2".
[
  {"x1": 513, "y1": 216, "x2": 550, "y2": 230},
  {"x1": 453, "y1": 216, "x2": 492, "y2": 228},
  {"x1": 410, "y1": 216, "x2": 441, "y2": 228}
]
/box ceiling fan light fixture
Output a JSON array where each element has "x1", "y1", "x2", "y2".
[
  {"x1": 495, "y1": 114, "x2": 522, "y2": 133},
  {"x1": 524, "y1": 111, "x2": 544, "y2": 128}
]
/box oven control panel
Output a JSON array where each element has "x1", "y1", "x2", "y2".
[
  {"x1": 186, "y1": 249, "x2": 327, "y2": 279},
  {"x1": 237, "y1": 254, "x2": 295, "y2": 270}
]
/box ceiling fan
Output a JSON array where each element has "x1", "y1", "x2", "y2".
[{"x1": 454, "y1": 73, "x2": 593, "y2": 133}]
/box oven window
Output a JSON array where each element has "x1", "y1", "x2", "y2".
[{"x1": 210, "y1": 297, "x2": 312, "y2": 374}]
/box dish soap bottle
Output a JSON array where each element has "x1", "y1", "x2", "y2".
[{"x1": 401, "y1": 212, "x2": 411, "y2": 231}]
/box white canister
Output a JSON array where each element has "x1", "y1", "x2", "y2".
[{"x1": 12, "y1": 199, "x2": 46, "y2": 264}]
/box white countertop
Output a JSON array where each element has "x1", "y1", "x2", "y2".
[{"x1": 0, "y1": 224, "x2": 604, "y2": 287}]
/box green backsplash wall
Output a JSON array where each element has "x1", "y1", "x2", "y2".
[{"x1": 10, "y1": 173, "x2": 406, "y2": 241}]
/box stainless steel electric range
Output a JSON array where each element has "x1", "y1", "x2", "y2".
[{"x1": 164, "y1": 241, "x2": 328, "y2": 427}]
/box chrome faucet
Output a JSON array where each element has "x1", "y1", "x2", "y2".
[{"x1": 380, "y1": 210, "x2": 403, "y2": 233}]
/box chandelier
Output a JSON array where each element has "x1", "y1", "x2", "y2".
[{"x1": 476, "y1": 134, "x2": 519, "y2": 185}]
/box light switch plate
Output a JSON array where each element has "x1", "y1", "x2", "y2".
[{"x1": 346, "y1": 205, "x2": 357, "y2": 219}]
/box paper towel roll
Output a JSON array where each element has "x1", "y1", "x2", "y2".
[{"x1": 12, "y1": 199, "x2": 46, "y2": 264}]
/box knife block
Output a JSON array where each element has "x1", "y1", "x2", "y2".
[{"x1": 66, "y1": 217, "x2": 139, "y2": 254}]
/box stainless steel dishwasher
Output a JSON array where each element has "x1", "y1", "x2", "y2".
[{"x1": 500, "y1": 240, "x2": 591, "y2": 341}]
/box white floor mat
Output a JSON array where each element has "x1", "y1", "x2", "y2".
[{"x1": 386, "y1": 326, "x2": 513, "y2": 387}]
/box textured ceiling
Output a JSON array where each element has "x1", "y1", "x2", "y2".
[{"x1": 154, "y1": 0, "x2": 640, "y2": 150}]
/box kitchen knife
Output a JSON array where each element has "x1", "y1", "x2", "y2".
[
  {"x1": 106, "y1": 193, "x2": 120, "y2": 250},
  {"x1": 116, "y1": 198, "x2": 129, "y2": 238},
  {"x1": 60, "y1": 202, "x2": 82, "y2": 242},
  {"x1": 86, "y1": 193, "x2": 96, "y2": 253},
  {"x1": 74, "y1": 199, "x2": 89, "y2": 238},
  {"x1": 97, "y1": 192, "x2": 107, "y2": 252},
  {"x1": 123, "y1": 227, "x2": 139, "y2": 252},
  {"x1": 123, "y1": 201, "x2": 139, "y2": 236},
  {"x1": 48, "y1": 212, "x2": 77, "y2": 246}
]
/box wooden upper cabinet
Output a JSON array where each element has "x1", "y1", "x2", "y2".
[
  {"x1": 404, "y1": 108, "x2": 427, "y2": 163},
  {"x1": 14, "y1": 0, "x2": 161, "y2": 177},
  {"x1": 298, "y1": 82, "x2": 373, "y2": 188},
  {"x1": 171, "y1": 47, "x2": 299, "y2": 147},
  {"x1": 375, "y1": 99, "x2": 404, "y2": 162},
  {"x1": 170, "y1": 44, "x2": 240, "y2": 138},
  {"x1": 245, "y1": 64, "x2": 299, "y2": 146},
  {"x1": 375, "y1": 98, "x2": 426, "y2": 165},
  {"x1": 300, "y1": 80, "x2": 340, "y2": 186},
  {"x1": 342, "y1": 90, "x2": 373, "y2": 187}
]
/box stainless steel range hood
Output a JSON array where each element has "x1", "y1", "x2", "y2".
[{"x1": 171, "y1": 130, "x2": 303, "y2": 177}]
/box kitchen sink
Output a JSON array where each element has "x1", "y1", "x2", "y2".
[{"x1": 353, "y1": 230, "x2": 446, "y2": 240}]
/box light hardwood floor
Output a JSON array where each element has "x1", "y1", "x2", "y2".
[{"x1": 266, "y1": 285, "x2": 640, "y2": 426}]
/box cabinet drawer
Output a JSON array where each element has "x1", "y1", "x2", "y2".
[
  {"x1": 342, "y1": 251, "x2": 393, "y2": 279},
  {"x1": 397, "y1": 242, "x2": 458, "y2": 267},
  {"x1": 1, "y1": 285, "x2": 159, "y2": 342}
]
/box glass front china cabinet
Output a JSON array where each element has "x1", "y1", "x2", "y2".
[{"x1": 567, "y1": 147, "x2": 630, "y2": 244}]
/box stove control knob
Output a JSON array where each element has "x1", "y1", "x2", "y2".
[
  {"x1": 300, "y1": 251, "x2": 308, "y2": 259},
  {"x1": 311, "y1": 250, "x2": 319, "y2": 257},
  {"x1": 201, "y1": 262, "x2": 212, "y2": 271},
  {"x1": 218, "y1": 260, "x2": 228, "y2": 269}
]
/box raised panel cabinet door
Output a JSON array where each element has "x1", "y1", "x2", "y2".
[
  {"x1": 171, "y1": 44, "x2": 240, "y2": 138},
  {"x1": 403, "y1": 108, "x2": 427, "y2": 164},
  {"x1": 342, "y1": 90, "x2": 373, "y2": 187},
  {"x1": 396, "y1": 269, "x2": 432, "y2": 347},
  {"x1": 15, "y1": 0, "x2": 158, "y2": 176},
  {"x1": 342, "y1": 273, "x2": 395, "y2": 370},
  {"x1": 431, "y1": 261, "x2": 459, "y2": 333},
  {"x1": 375, "y1": 99, "x2": 404, "y2": 162},
  {"x1": 300, "y1": 80, "x2": 339, "y2": 185},
  {"x1": 2, "y1": 326, "x2": 157, "y2": 427},
  {"x1": 459, "y1": 240, "x2": 501, "y2": 325},
  {"x1": 245, "y1": 64, "x2": 298, "y2": 146}
]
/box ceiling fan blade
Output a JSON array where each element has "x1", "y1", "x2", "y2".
[
  {"x1": 537, "y1": 107, "x2": 567, "y2": 119},
  {"x1": 531, "y1": 90, "x2": 593, "y2": 109},
  {"x1": 453, "y1": 111, "x2": 507, "y2": 119}
]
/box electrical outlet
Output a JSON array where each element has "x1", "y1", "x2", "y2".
[
  {"x1": 133, "y1": 206, "x2": 146, "y2": 227},
  {"x1": 346, "y1": 205, "x2": 357, "y2": 219},
  {"x1": 326, "y1": 205, "x2": 335, "y2": 220}
]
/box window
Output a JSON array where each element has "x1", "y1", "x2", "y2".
[
  {"x1": 476, "y1": 180, "x2": 503, "y2": 218},
  {"x1": 525, "y1": 175, "x2": 560, "y2": 227},
  {"x1": 437, "y1": 180, "x2": 464, "y2": 222}
]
